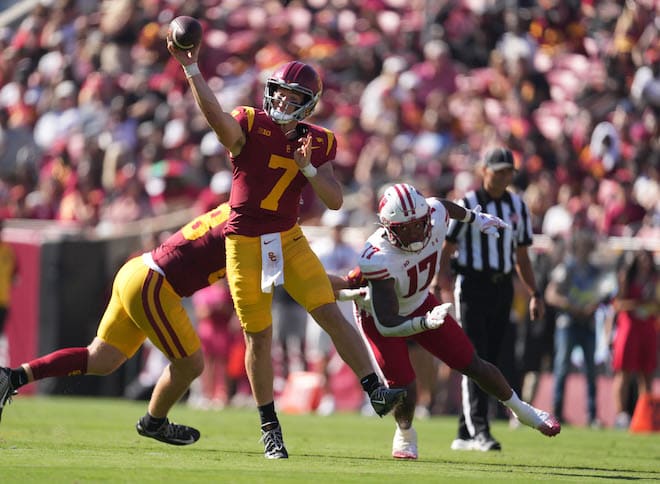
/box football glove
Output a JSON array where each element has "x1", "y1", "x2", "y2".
[
  {"x1": 375, "y1": 302, "x2": 453, "y2": 337},
  {"x1": 338, "y1": 287, "x2": 371, "y2": 312},
  {"x1": 471, "y1": 205, "x2": 510, "y2": 238},
  {"x1": 425, "y1": 303, "x2": 453, "y2": 330}
]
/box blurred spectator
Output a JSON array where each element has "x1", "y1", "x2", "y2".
[
  {"x1": 190, "y1": 280, "x2": 241, "y2": 410},
  {"x1": 327, "y1": 106, "x2": 368, "y2": 186},
  {"x1": 545, "y1": 230, "x2": 604, "y2": 428},
  {"x1": 409, "y1": 39, "x2": 458, "y2": 103},
  {"x1": 57, "y1": 168, "x2": 104, "y2": 227},
  {"x1": 143, "y1": 159, "x2": 200, "y2": 215},
  {"x1": 197, "y1": 131, "x2": 231, "y2": 181},
  {"x1": 0, "y1": 107, "x2": 40, "y2": 182},
  {"x1": 98, "y1": 0, "x2": 146, "y2": 75},
  {"x1": 541, "y1": 183, "x2": 574, "y2": 238},
  {"x1": 522, "y1": 181, "x2": 550, "y2": 234},
  {"x1": 496, "y1": 8, "x2": 538, "y2": 75},
  {"x1": 609, "y1": 250, "x2": 659, "y2": 429},
  {"x1": 601, "y1": 177, "x2": 647, "y2": 236},
  {"x1": 353, "y1": 134, "x2": 403, "y2": 192},
  {"x1": 588, "y1": 121, "x2": 620, "y2": 176},
  {"x1": 306, "y1": 208, "x2": 359, "y2": 415},
  {"x1": 32, "y1": 80, "x2": 82, "y2": 152},
  {"x1": 99, "y1": 173, "x2": 154, "y2": 228},
  {"x1": 194, "y1": 169, "x2": 231, "y2": 215},
  {"x1": 271, "y1": 286, "x2": 307, "y2": 395},
  {"x1": 359, "y1": 55, "x2": 408, "y2": 134}
]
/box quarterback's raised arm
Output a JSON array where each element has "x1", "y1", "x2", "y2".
[{"x1": 166, "y1": 31, "x2": 245, "y2": 157}]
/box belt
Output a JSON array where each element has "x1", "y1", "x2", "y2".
[{"x1": 457, "y1": 268, "x2": 512, "y2": 284}]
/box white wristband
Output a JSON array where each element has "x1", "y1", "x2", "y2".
[
  {"x1": 337, "y1": 288, "x2": 365, "y2": 301},
  {"x1": 301, "y1": 164, "x2": 317, "y2": 178},
  {"x1": 183, "y1": 63, "x2": 200, "y2": 79},
  {"x1": 375, "y1": 315, "x2": 428, "y2": 337},
  {"x1": 461, "y1": 209, "x2": 476, "y2": 223}
]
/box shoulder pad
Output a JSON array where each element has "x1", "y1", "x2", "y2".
[{"x1": 231, "y1": 106, "x2": 256, "y2": 133}]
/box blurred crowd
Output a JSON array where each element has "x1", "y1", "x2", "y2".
[{"x1": 0, "y1": 0, "x2": 657, "y2": 245}]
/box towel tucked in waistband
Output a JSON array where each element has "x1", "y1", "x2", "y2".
[
  {"x1": 142, "y1": 252, "x2": 165, "y2": 277},
  {"x1": 260, "y1": 233, "x2": 284, "y2": 293}
]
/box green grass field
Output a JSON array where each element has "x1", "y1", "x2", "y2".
[{"x1": 0, "y1": 396, "x2": 658, "y2": 483}]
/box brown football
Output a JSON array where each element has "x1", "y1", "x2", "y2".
[{"x1": 169, "y1": 16, "x2": 203, "y2": 50}]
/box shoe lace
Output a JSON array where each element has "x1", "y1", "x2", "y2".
[
  {"x1": 370, "y1": 386, "x2": 385, "y2": 402},
  {"x1": 160, "y1": 421, "x2": 191, "y2": 439},
  {"x1": 260, "y1": 427, "x2": 284, "y2": 452}
]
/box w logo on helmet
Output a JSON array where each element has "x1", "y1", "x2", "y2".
[{"x1": 377, "y1": 184, "x2": 432, "y2": 252}]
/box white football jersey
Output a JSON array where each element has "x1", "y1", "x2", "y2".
[{"x1": 358, "y1": 198, "x2": 449, "y2": 316}]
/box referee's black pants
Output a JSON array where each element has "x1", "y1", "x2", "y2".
[{"x1": 455, "y1": 274, "x2": 513, "y2": 439}]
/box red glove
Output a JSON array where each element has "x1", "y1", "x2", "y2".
[{"x1": 344, "y1": 266, "x2": 366, "y2": 288}]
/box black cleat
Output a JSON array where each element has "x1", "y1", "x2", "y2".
[
  {"x1": 136, "y1": 417, "x2": 200, "y2": 445},
  {"x1": 369, "y1": 386, "x2": 406, "y2": 417},
  {"x1": 261, "y1": 425, "x2": 288, "y2": 459}
]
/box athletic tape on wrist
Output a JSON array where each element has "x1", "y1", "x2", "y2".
[
  {"x1": 183, "y1": 63, "x2": 200, "y2": 79},
  {"x1": 301, "y1": 164, "x2": 317, "y2": 178},
  {"x1": 462, "y1": 209, "x2": 476, "y2": 223}
]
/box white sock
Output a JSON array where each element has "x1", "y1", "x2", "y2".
[{"x1": 502, "y1": 391, "x2": 544, "y2": 428}]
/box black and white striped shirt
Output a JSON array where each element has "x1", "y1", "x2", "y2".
[{"x1": 446, "y1": 188, "x2": 533, "y2": 275}]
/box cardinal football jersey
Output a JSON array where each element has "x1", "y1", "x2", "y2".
[
  {"x1": 151, "y1": 203, "x2": 229, "y2": 297},
  {"x1": 225, "y1": 106, "x2": 337, "y2": 236}
]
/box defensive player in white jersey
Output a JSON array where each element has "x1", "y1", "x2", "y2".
[{"x1": 336, "y1": 183, "x2": 560, "y2": 459}]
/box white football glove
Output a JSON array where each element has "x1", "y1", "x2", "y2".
[
  {"x1": 424, "y1": 302, "x2": 453, "y2": 330},
  {"x1": 471, "y1": 205, "x2": 510, "y2": 238},
  {"x1": 337, "y1": 287, "x2": 371, "y2": 312}
]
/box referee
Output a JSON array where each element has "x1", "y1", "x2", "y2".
[{"x1": 439, "y1": 147, "x2": 544, "y2": 451}]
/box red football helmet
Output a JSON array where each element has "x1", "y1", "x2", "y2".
[
  {"x1": 263, "y1": 61, "x2": 322, "y2": 124},
  {"x1": 378, "y1": 183, "x2": 431, "y2": 252}
]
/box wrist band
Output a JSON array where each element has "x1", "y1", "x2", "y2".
[
  {"x1": 183, "y1": 63, "x2": 200, "y2": 79},
  {"x1": 461, "y1": 209, "x2": 476, "y2": 223},
  {"x1": 301, "y1": 164, "x2": 317, "y2": 178}
]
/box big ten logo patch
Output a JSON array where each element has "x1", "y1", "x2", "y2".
[
  {"x1": 258, "y1": 127, "x2": 271, "y2": 136},
  {"x1": 268, "y1": 251, "x2": 278, "y2": 262}
]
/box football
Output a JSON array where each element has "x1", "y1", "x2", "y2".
[{"x1": 169, "y1": 16, "x2": 203, "y2": 50}]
